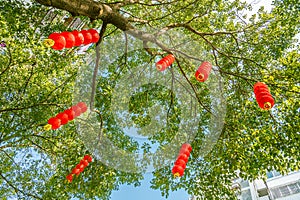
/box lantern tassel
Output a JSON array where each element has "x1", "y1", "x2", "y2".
[
  {"x1": 264, "y1": 102, "x2": 272, "y2": 110},
  {"x1": 43, "y1": 39, "x2": 55, "y2": 47},
  {"x1": 173, "y1": 172, "x2": 180, "y2": 178},
  {"x1": 43, "y1": 124, "x2": 52, "y2": 131}
]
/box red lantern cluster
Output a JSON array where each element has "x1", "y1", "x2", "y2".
[
  {"x1": 66, "y1": 155, "x2": 93, "y2": 183},
  {"x1": 253, "y1": 82, "x2": 275, "y2": 110},
  {"x1": 195, "y1": 61, "x2": 212, "y2": 82},
  {"x1": 44, "y1": 29, "x2": 100, "y2": 50},
  {"x1": 44, "y1": 102, "x2": 88, "y2": 131},
  {"x1": 156, "y1": 54, "x2": 175, "y2": 71},
  {"x1": 172, "y1": 143, "x2": 192, "y2": 178}
]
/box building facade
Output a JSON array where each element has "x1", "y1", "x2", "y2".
[{"x1": 237, "y1": 171, "x2": 300, "y2": 200}]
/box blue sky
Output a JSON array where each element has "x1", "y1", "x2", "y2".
[{"x1": 111, "y1": 173, "x2": 189, "y2": 200}]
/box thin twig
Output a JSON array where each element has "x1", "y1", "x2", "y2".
[{"x1": 90, "y1": 22, "x2": 108, "y2": 110}]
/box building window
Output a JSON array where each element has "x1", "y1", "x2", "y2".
[
  {"x1": 266, "y1": 170, "x2": 281, "y2": 179},
  {"x1": 239, "y1": 189, "x2": 252, "y2": 200},
  {"x1": 271, "y1": 181, "x2": 300, "y2": 198}
]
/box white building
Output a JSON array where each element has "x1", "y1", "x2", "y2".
[
  {"x1": 236, "y1": 171, "x2": 300, "y2": 200},
  {"x1": 188, "y1": 171, "x2": 300, "y2": 200}
]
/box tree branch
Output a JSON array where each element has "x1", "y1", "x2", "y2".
[{"x1": 0, "y1": 172, "x2": 42, "y2": 200}]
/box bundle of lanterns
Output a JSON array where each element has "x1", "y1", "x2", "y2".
[
  {"x1": 66, "y1": 155, "x2": 93, "y2": 183},
  {"x1": 156, "y1": 54, "x2": 175, "y2": 71},
  {"x1": 172, "y1": 143, "x2": 192, "y2": 178},
  {"x1": 44, "y1": 102, "x2": 88, "y2": 131},
  {"x1": 44, "y1": 29, "x2": 100, "y2": 50},
  {"x1": 253, "y1": 82, "x2": 275, "y2": 110}
]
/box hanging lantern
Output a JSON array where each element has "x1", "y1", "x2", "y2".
[
  {"x1": 80, "y1": 30, "x2": 93, "y2": 45},
  {"x1": 44, "y1": 117, "x2": 61, "y2": 130},
  {"x1": 60, "y1": 31, "x2": 75, "y2": 48},
  {"x1": 80, "y1": 159, "x2": 89, "y2": 167},
  {"x1": 66, "y1": 174, "x2": 73, "y2": 183},
  {"x1": 156, "y1": 54, "x2": 175, "y2": 71},
  {"x1": 71, "y1": 105, "x2": 82, "y2": 117},
  {"x1": 88, "y1": 29, "x2": 100, "y2": 43},
  {"x1": 44, "y1": 32, "x2": 66, "y2": 50},
  {"x1": 172, "y1": 143, "x2": 192, "y2": 178},
  {"x1": 64, "y1": 108, "x2": 75, "y2": 121},
  {"x1": 56, "y1": 112, "x2": 69, "y2": 125},
  {"x1": 76, "y1": 102, "x2": 88, "y2": 113},
  {"x1": 253, "y1": 82, "x2": 275, "y2": 110},
  {"x1": 84, "y1": 155, "x2": 93, "y2": 163},
  {"x1": 172, "y1": 165, "x2": 185, "y2": 177},
  {"x1": 195, "y1": 61, "x2": 212, "y2": 82},
  {"x1": 72, "y1": 30, "x2": 85, "y2": 46}
]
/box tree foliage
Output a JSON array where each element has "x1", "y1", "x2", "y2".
[{"x1": 0, "y1": 0, "x2": 299, "y2": 199}]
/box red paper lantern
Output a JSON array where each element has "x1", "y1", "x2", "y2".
[
  {"x1": 172, "y1": 165, "x2": 185, "y2": 177},
  {"x1": 47, "y1": 33, "x2": 66, "y2": 50},
  {"x1": 71, "y1": 105, "x2": 82, "y2": 117},
  {"x1": 84, "y1": 155, "x2": 93, "y2": 163},
  {"x1": 64, "y1": 109, "x2": 75, "y2": 121},
  {"x1": 60, "y1": 31, "x2": 75, "y2": 48},
  {"x1": 72, "y1": 167, "x2": 81, "y2": 175},
  {"x1": 156, "y1": 54, "x2": 175, "y2": 71},
  {"x1": 179, "y1": 148, "x2": 191, "y2": 157},
  {"x1": 88, "y1": 29, "x2": 100, "y2": 43},
  {"x1": 66, "y1": 174, "x2": 73, "y2": 183},
  {"x1": 80, "y1": 159, "x2": 89, "y2": 167},
  {"x1": 177, "y1": 153, "x2": 189, "y2": 163},
  {"x1": 181, "y1": 143, "x2": 192, "y2": 152},
  {"x1": 175, "y1": 159, "x2": 186, "y2": 169},
  {"x1": 195, "y1": 61, "x2": 212, "y2": 82},
  {"x1": 56, "y1": 112, "x2": 69, "y2": 125},
  {"x1": 80, "y1": 30, "x2": 93, "y2": 45},
  {"x1": 77, "y1": 102, "x2": 88, "y2": 113},
  {"x1": 72, "y1": 30, "x2": 84, "y2": 46},
  {"x1": 47, "y1": 117, "x2": 61, "y2": 130},
  {"x1": 253, "y1": 82, "x2": 275, "y2": 110}
]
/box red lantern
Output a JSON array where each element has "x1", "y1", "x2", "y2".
[
  {"x1": 181, "y1": 143, "x2": 192, "y2": 152},
  {"x1": 156, "y1": 54, "x2": 175, "y2": 71},
  {"x1": 179, "y1": 148, "x2": 191, "y2": 157},
  {"x1": 80, "y1": 30, "x2": 93, "y2": 45},
  {"x1": 66, "y1": 174, "x2": 73, "y2": 183},
  {"x1": 72, "y1": 30, "x2": 84, "y2": 46},
  {"x1": 56, "y1": 112, "x2": 69, "y2": 125},
  {"x1": 84, "y1": 155, "x2": 93, "y2": 163},
  {"x1": 172, "y1": 143, "x2": 192, "y2": 178},
  {"x1": 253, "y1": 82, "x2": 275, "y2": 110},
  {"x1": 71, "y1": 105, "x2": 82, "y2": 117},
  {"x1": 88, "y1": 29, "x2": 100, "y2": 43},
  {"x1": 64, "y1": 109, "x2": 75, "y2": 121},
  {"x1": 172, "y1": 165, "x2": 185, "y2": 177},
  {"x1": 46, "y1": 33, "x2": 66, "y2": 50},
  {"x1": 60, "y1": 31, "x2": 75, "y2": 48},
  {"x1": 80, "y1": 159, "x2": 89, "y2": 167},
  {"x1": 47, "y1": 117, "x2": 61, "y2": 130},
  {"x1": 195, "y1": 61, "x2": 212, "y2": 82},
  {"x1": 177, "y1": 153, "x2": 189, "y2": 163},
  {"x1": 175, "y1": 159, "x2": 186, "y2": 169},
  {"x1": 76, "y1": 102, "x2": 88, "y2": 113},
  {"x1": 72, "y1": 167, "x2": 81, "y2": 175}
]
